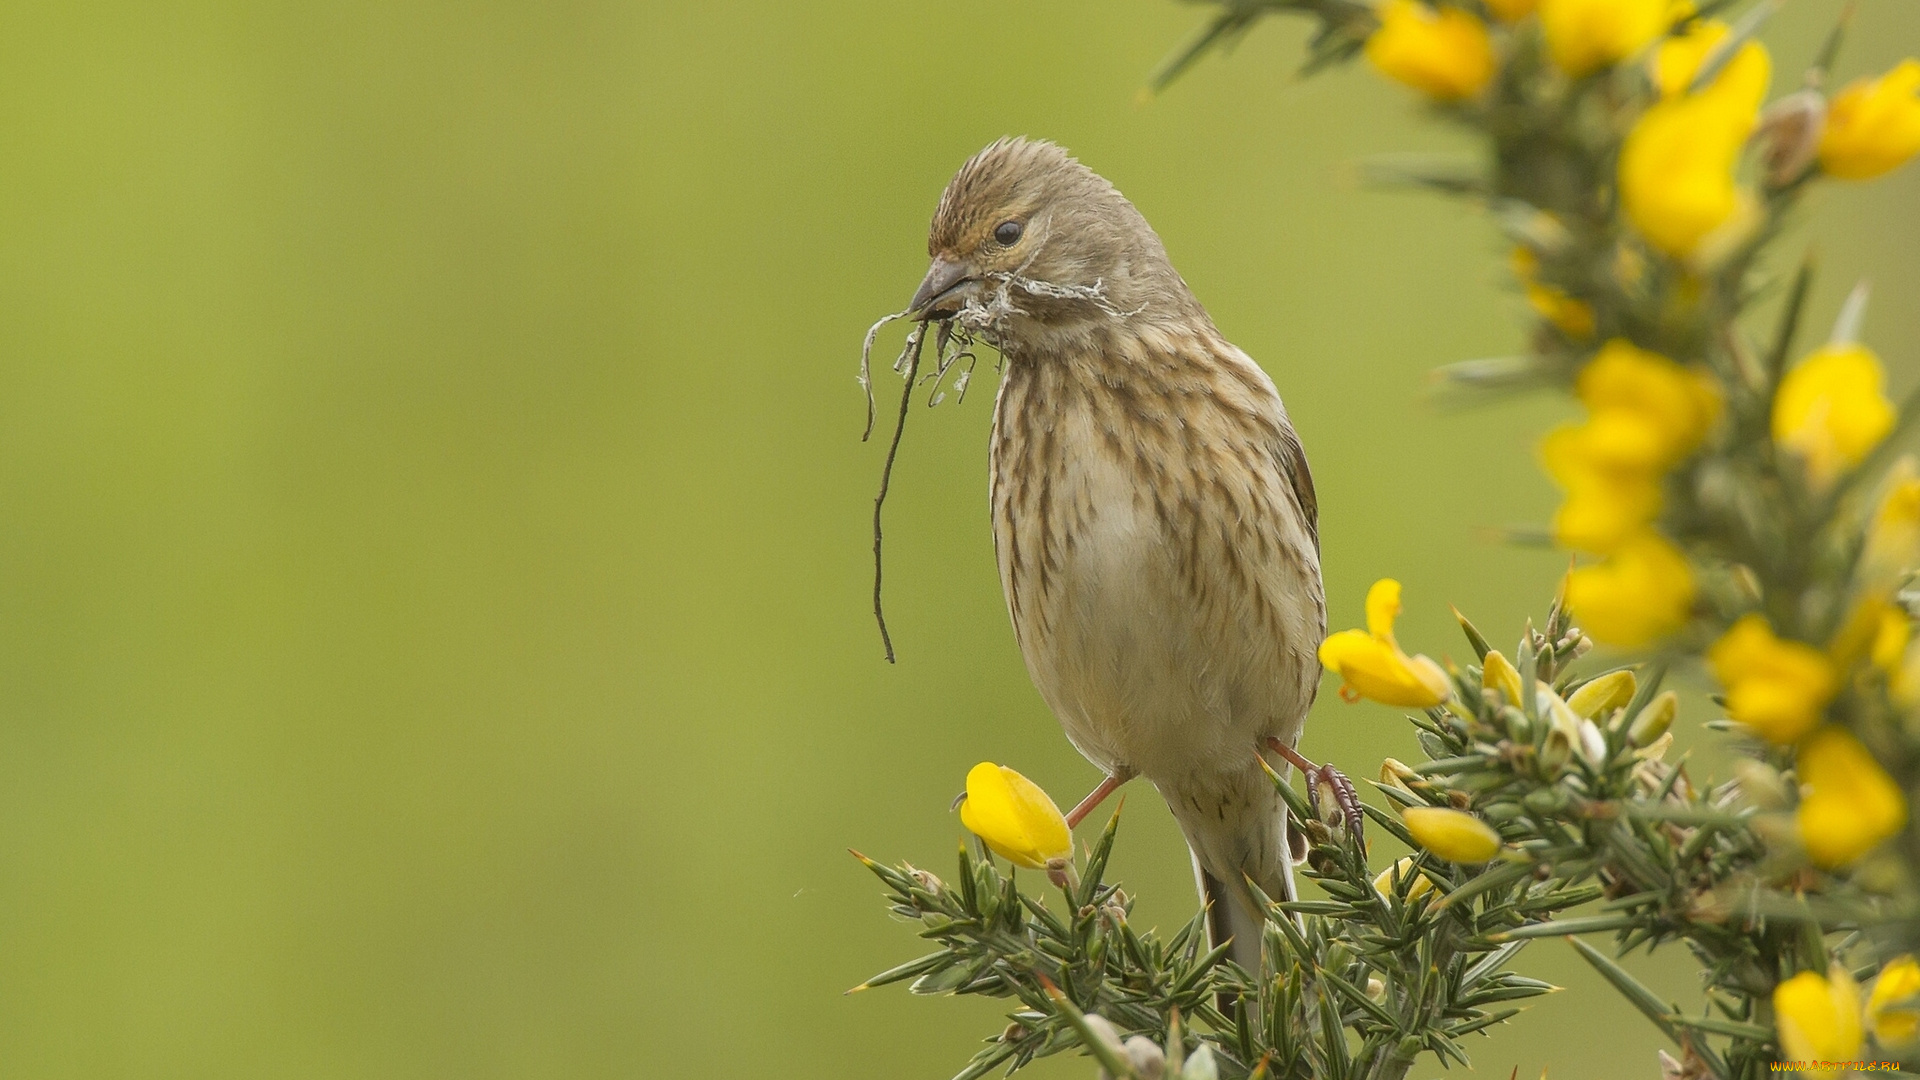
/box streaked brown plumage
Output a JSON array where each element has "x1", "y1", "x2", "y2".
[{"x1": 907, "y1": 138, "x2": 1326, "y2": 970}]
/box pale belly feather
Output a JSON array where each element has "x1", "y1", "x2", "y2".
[{"x1": 992, "y1": 399, "x2": 1322, "y2": 794}]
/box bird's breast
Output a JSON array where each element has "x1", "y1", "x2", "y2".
[{"x1": 987, "y1": 338, "x2": 1323, "y2": 786}]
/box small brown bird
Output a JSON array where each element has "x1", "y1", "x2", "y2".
[{"x1": 907, "y1": 137, "x2": 1327, "y2": 970}]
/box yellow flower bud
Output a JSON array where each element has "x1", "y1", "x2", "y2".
[
  {"x1": 1526, "y1": 282, "x2": 1597, "y2": 338},
  {"x1": 1481, "y1": 649, "x2": 1525, "y2": 708},
  {"x1": 1372, "y1": 856, "x2": 1439, "y2": 904},
  {"x1": 1773, "y1": 343, "x2": 1897, "y2": 490},
  {"x1": 1401, "y1": 806, "x2": 1502, "y2": 862},
  {"x1": 1379, "y1": 757, "x2": 1422, "y2": 788},
  {"x1": 1627, "y1": 690, "x2": 1677, "y2": 747},
  {"x1": 1868, "y1": 955, "x2": 1920, "y2": 1049},
  {"x1": 1619, "y1": 39, "x2": 1770, "y2": 259},
  {"x1": 958, "y1": 762, "x2": 1072, "y2": 870},
  {"x1": 1319, "y1": 579, "x2": 1453, "y2": 707},
  {"x1": 1539, "y1": 0, "x2": 1669, "y2": 78},
  {"x1": 1568, "y1": 669, "x2": 1637, "y2": 719},
  {"x1": 1564, "y1": 531, "x2": 1696, "y2": 647},
  {"x1": 1708, "y1": 615, "x2": 1837, "y2": 744},
  {"x1": 1511, "y1": 248, "x2": 1595, "y2": 337},
  {"x1": 1365, "y1": 0, "x2": 1497, "y2": 101},
  {"x1": 1795, "y1": 726, "x2": 1907, "y2": 868},
  {"x1": 1774, "y1": 965, "x2": 1864, "y2": 1072},
  {"x1": 1820, "y1": 59, "x2": 1920, "y2": 181}
]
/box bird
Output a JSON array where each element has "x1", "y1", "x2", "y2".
[{"x1": 905, "y1": 137, "x2": 1329, "y2": 973}]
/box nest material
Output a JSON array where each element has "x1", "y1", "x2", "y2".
[{"x1": 856, "y1": 272, "x2": 1144, "y2": 662}]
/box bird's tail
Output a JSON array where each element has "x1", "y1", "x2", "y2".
[
  {"x1": 1194, "y1": 821, "x2": 1295, "y2": 976},
  {"x1": 1169, "y1": 767, "x2": 1298, "y2": 977}
]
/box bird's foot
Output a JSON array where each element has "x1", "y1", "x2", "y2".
[
  {"x1": 1064, "y1": 770, "x2": 1133, "y2": 828},
  {"x1": 1265, "y1": 738, "x2": 1363, "y2": 845}
]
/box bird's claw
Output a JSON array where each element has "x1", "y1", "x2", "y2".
[
  {"x1": 1307, "y1": 764, "x2": 1363, "y2": 844},
  {"x1": 1265, "y1": 738, "x2": 1364, "y2": 847}
]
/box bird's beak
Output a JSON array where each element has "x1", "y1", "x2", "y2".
[{"x1": 909, "y1": 257, "x2": 975, "y2": 319}]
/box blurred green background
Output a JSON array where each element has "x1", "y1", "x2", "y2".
[{"x1": 0, "y1": 1, "x2": 1915, "y2": 1076}]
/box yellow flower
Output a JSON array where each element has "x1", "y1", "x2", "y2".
[
  {"x1": 1865, "y1": 466, "x2": 1920, "y2": 588},
  {"x1": 1319, "y1": 579, "x2": 1453, "y2": 707},
  {"x1": 1545, "y1": 412, "x2": 1674, "y2": 475},
  {"x1": 1541, "y1": 341, "x2": 1722, "y2": 553},
  {"x1": 1563, "y1": 531, "x2": 1696, "y2": 647},
  {"x1": 958, "y1": 762, "x2": 1072, "y2": 870},
  {"x1": 1372, "y1": 856, "x2": 1439, "y2": 903},
  {"x1": 1873, "y1": 607, "x2": 1911, "y2": 677},
  {"x1": 1829, "y1": 596, "x2": 1882, "y2": 670},
  {"x1": 1567, "y1": 669, "x2": 1637, "y2": 718},
  {"x1": 1539, "y1": 0, "x2": 1668, "y2": 78},
  {"x1": 1576, "y1": 340, "x2": 1722, "y2": 464},
  {"x1": 1774, "y1": 965, "x2": 1865, "y2": 1072},
  {"x1": 1708, "y1": 615, "x2": 1837, "y2": 744},
  {"x1": 1548, "y1": 470, "x2": 1663, "y2": 554},
  {"x1": 1830, "y1": 596, "x2": 1910, "y2": 678},
  {"x1": 1481, "y1": 649, "x2": 1525, "y2": 707},
  {"x1": 1402, "y1": 806, "x2": 1502, "y2": 862},
  {"x1": 1540, "y1": 420, "x2": 1665, "y2": 554},
  {"x1": 1796, "y1": 726, "x2": 1907, "y2": 868},
  {"x1": 1773, "y1": 343, "x2": 1897, "y2": 489},
  {"x1": 1619, "y1": 38, "x2": 1770, "y2": 259},
  {"x1": 1820, "y1": 59, "x2": 1920, "y2": 181},
  {"x1": 1365, "y1": 0, "x2": 1497, "y2": 101},
  {"x1": 1898, "y1": 639, "x2": 1920, "y2": 708},
  {"x1": 1650, "y1": 19, "x2": 1768, "y2": 99},
  {"x1": 1869, "y1": 956, "x2": 1920, "y2": 1049}
]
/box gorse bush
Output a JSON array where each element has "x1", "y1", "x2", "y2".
[{"x1": 856, "y1": 2, "x2": 1920, "y2": 1077}]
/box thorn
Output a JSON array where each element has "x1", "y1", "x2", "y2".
[{"x1": 1831, "y1": 279, "x2": 1871, "y2": 344}]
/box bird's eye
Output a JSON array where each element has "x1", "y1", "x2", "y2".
[{"x1": 993, "y1": 220, "x2": 1024, "y2": 246}]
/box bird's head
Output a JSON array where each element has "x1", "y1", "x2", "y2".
[{"x1": 908, "y1": 138, "x2": 1195, "y2": 349}]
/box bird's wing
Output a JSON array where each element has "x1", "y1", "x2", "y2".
[{"x1": 1271, "y1": 419, "x2": 1318, "y2": 553}]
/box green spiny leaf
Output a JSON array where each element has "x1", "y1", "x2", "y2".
[
  {"x1": 1490, "y1": 914, "x2": 1644, "y2": 941},
  {"x1": 1453, "y1": 606, "x2": 1494, "y2": 661},
  {"x1": 1566, "y1": 936, "x2": 1680, "y2": 1042}
]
